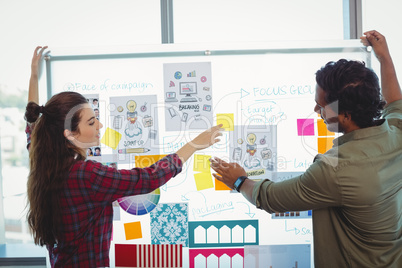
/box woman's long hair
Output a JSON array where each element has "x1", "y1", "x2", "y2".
[{"x1": 25, "y1": 91, "x2": 88, "y2": 246}]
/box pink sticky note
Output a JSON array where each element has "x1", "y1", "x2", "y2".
[{"x1": 297, "y1": 119, "x2": 314, "y2": 136}]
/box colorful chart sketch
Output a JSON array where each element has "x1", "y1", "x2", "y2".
[{"x1": 118, "y1": 188, "x2": 160, "y2": 215}]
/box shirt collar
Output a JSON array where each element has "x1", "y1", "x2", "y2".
[{"x1": 333, "y1": 119, "x2": 387, "y2": 147}]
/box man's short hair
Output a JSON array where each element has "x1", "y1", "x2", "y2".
[{"x1": 316, "y1": 59, "x2": 385, "y2": 128}]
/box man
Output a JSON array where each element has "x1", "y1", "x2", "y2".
[
  {"x1": 94, "y1": 108, "x2": 100, "y2": 119},
  {"x1": 211, "y1": 30, "x2": 401, "y2": 267},
  {"x1": 94, "y1": 147, "x2": 101, "y2": 156}
]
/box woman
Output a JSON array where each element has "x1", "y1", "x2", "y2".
[
  {"x1": 25, "y1": 46, "x2": 223, "y2": 267},
  {"x1": 86, "y1": 148, "x2": 93, "y2": 157}
]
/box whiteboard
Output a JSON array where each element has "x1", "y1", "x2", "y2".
[{"x1": 43, "y1": 40, "x2": 370, "y2": 268}]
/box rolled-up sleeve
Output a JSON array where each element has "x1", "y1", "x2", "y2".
[
  {"x1": 252, "y1": 157, "x2": 343, "y2": 213},
  {"x1": 383, "y1": 99, "x2": 402, "y2": 120},
  {"x1": 70, "y1": 154, "x2": 183, "y2": 204}
]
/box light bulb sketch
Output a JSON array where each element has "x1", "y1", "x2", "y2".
[{"x1": 125, "y1": 100, "x2": 142, "y2": 139}]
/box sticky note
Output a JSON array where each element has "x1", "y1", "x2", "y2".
[
  {"x1": 317, "y1": 119, "x2": 335, "y2": 137},
  {"x1": 297, "y1": 119, "x2": 314, "y2": 136},
  {"x1": 217, "y1": 113, "x2": 234, "y2": 131},
  {"x1": 135, "y1": 154, "x2": 167, "y2": 168},
  {"x1": 317, "y1": 137, "x2": 335, "y2": 154},
  {"x1": 215, "y1": 178, "x2": 231, "y2": 191},
  {"x1": 193, "y1": 154, "x2": 211, "y2": 173},
  {"x1": 124, "y1": 221, "x2": 142, "y2": 240},
  {"x1": 194, "y1": 172, "x2": 214, "y2": 191},
  {"x1": 101, "y1": 127, "x2": 122, "y2": 150}
]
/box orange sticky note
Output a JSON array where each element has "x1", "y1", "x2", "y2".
[
  {"x1": 317, "y1": 137, "x2": 335, "y2": 154},
  {"x1": 317, "y1": 119, "x2": 335, "y2": 137},
  {"x1": 101, "y1": 127, "x2": 122, "y2": 149},
  {"x1": 135, "y1": 155, "x2": 167, "y2": 168},
  {"x1": 124, "y1": 221, "x2": 142, "y2": 240},
  {"x1": 194, "y1": 172, "x2": 214, "y2": 191},
  {"x1": 215, "y1": 178, "x2": 231, "y2": 191}
]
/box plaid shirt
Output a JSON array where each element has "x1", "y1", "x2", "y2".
[{"x1": 26, "y1": 124, "x2": 182, "y2": 267}]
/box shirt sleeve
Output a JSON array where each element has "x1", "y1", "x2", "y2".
[
  {"x1": 252, "y1": 155, "x2": 342, "y2": 213},
  {"x1": 73, "y1": 154, "x2": 183, "y2": 204},
  {"x1": 25, "y1": 123, "x2": 34, "y2": 151},
  {"x1": 382, "y1": 99, "x2": 402, "y2": 120}
]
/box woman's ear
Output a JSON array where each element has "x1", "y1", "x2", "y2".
[{"x1": 64, "y1": 129, "x2": 75, "y2": 141}]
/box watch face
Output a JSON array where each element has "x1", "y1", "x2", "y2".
[{"x1": 234, "y1": 176, "x2": 246, "y2": 191}]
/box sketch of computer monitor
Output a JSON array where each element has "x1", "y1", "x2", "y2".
[
  {"x1": 179, "y1": 82, "x2": 198, "y2": 102},
  {"x1": 165, "y1": 91, "x2": 178, "y2": 102}
]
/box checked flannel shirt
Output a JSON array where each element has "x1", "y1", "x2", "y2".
[{"x1": 26, "y1": 124, "x2": 182, "y2": 267}]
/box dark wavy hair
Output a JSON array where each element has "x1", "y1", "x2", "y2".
[
  {"x1": 315, "y1": 59, "x2": 385, "y2": 128},
  {"x1": 25, "y1": 91, "x2": 88, "y2": 246}
]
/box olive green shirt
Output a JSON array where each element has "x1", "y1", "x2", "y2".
[{"x1": 253, "y1": 99, "x2": 402, "y2": 268}]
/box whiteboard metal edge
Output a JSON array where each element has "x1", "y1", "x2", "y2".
[{"x1": 44, "y1": 40, "x2": 367, "y2": 60}]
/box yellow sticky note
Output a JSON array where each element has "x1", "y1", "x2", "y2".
[
  {"x1": 124, "y1": 221, "x2": 142, "y2": 240},
  {"x1": 193, "y1": 154, "x2": 211, "y2": 173},
  {"x1": 135, "y1": 155, "x2": 167, "y2": 168},
  {"x1": 317, "y1": 137, "x2": 335, "y2": 154},
  {"x1": 101, "y1": 127, "x2": 122, "y2": 150},
  {"x1": 217, "y1": 113, "x2": 234, "y2": 131},
  {"x1": 215, "y1": 178, "x2": 231, "y2": 191},
  {"x1": 194, "y1": 172, "x2": 214, "y2": 191},
  {"x1": 317, "y1": 119, "x2": 335, "y2": 137}
]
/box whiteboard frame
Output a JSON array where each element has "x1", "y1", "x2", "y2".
[{"x1": 44, "y1": 40, "x2": 370, "y2": 100}]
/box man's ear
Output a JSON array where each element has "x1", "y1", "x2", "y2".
[
  {"x1": 64, "y1": 129, "x2": 75, "y2": 141},
  {"x1": 343, "y1": 112, "x2": 352, "y2": 121}
]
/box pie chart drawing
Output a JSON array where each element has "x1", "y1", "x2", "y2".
[{"x1": 117, "y1": 188, "x2": 160, "y2": 215}]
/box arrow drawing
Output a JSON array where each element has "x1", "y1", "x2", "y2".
[{"x1": 236, "y1": 201, "x2": 256, "y2": 218}]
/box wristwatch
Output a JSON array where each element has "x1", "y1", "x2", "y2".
[{"x1": 233, "y1": 176, "x2": 248, "y2": 192}]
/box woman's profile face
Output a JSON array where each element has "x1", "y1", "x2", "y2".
[{"x1": 70, "y1": 104, "x2": 103, "y2": 149}]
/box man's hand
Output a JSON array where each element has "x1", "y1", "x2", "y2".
[
  {"x1": 360, "y1": 30, "x2": 390, "y2": 62},
  {"x1": 361, "y1": 30, "x2": 402, "y2": 104},
  {"x1": 210, "y1": 157, "x2": 247, "y2": 189}
]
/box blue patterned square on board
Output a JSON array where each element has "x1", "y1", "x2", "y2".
[{"x1": 150, "y1": 203, "x2": 189, "y2": 246}]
